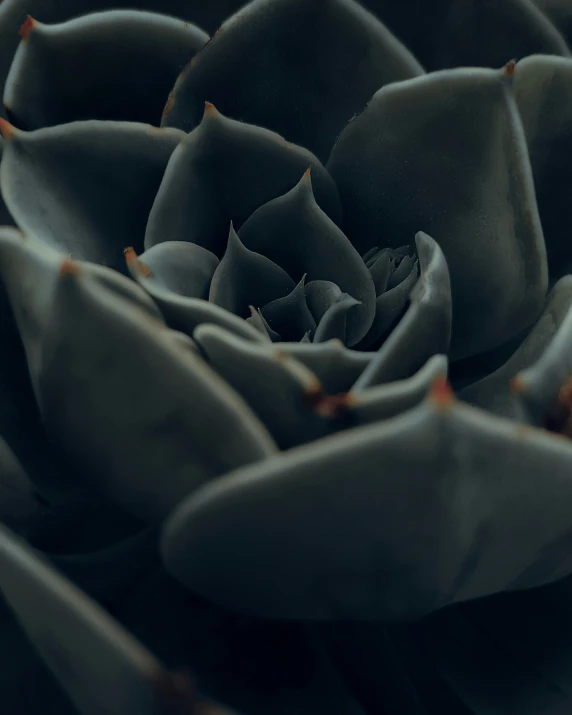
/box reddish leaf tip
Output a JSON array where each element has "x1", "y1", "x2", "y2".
[
  {"x1": 503, "y1": 59, "x2": 516, "y2": 78},
  {"x1": 0, "y1": 117, "x2": 15, "y2": 140},
  {"x1": 429, "y1": 376, "x2": 454, "y2": 408},
  {"x1": 124, "y1": 247, "x2": 151, "y2": 276},
  {"x1": 544, "y1": 374, "x2": 572, "y2": 438},
  {"x1": 19, "y1": 16, "x2": 35, "y2": 41},
  {"x1": 204, "y1": 101, "x2": 217, "y2": 115},
  {"x1": 124, "y1": 246, "x2": 138, "y2": 262},
  {"x1": 58, "y1": 258, "x2": 79, "y2": 278},
  {"x1": 510, "y1": 374, "x2": 525, "y2": 394},
  {"x1": 303, "y1": 383, "x2": 355, "y2": 419}
]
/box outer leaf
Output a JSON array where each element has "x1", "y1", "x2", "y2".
[
  {"x1": 328, "y1": 65, "x2": 548, "y2": 359},
  {"x1": 162, "y1": 385, "x2": 572, "y2": 620},
  {"x1": 361, "y1": 0, "x2": 569, "y2": 71},
  {"x1": 270, "y1": 340, "x2": 374, "y2": 394},
  {"x1": 136, "y1": 241, "x2": 219, "y2": 301},
  {"x1": 0, "y1": 229, "x2": 277, "y2": 521},
  {"x1": 461, "y1": 276, "x2": 572, "y2": 420},
  {"x1": 0, "y1": 523, "x2": 234, "y2": 714},
  {"x1": 3, "y1": 11, "x2": 209, "y2": 129},
  {"x1": 161, "y1": 0, "x2": 423, "y2": 161},
  {"x1": 193, "y1": 323, "x2": 334, "y2": 448},
  {"x1": 514, "y1": 54, "x2": 572, "y2": 281},
  {"x1": 0, "y1": 120, "x2": 184, "y2": 272},
  {"x1": 146, "y1": 104, "x2": 341, "y2": 257},
  {"x1": 0, "y1": 1, "x2": 247, "y2": 120},
  {"x1": 513, "y1": 275, "x2": 572, "y2": 426}
]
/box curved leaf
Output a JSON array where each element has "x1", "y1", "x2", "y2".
[
  {"x1": 161, "y1": 0, "x2": 423, "y2": 161},
  {"x1": 328, "y1": 65, "x2": 548, "y2": 359},
  {"x1": 146, "y1": 104, "x2": 341, "y2": 257},
  {"x1": 3, "y1": 11, "x2": 209, "y2": 129},
  {"x1": 0, "y1": 229, "x2": 277, "y2": 522},
  {"x1": 0, "y1": 120, "x2": 184, "y2": 272},
  {"x1": 162, "y1": 383, "x2": 572, "y2": 620}
]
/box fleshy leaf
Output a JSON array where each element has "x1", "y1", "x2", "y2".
[
  {"x1": 0, "y1": 2, "x2": 248, "y2": 121},
  {"x1": 328, "y1": 65, "x2": 548, "y2": 359},
  {"x1": 512, "y1": 277, "x2": 572, "y2": 430},
  {"x1": 125, "y1": 247, "x2": 268, "y2": 345},
  {"x1": 514, "y1": 54, "x2": 572, "y2": 281},
  {"x1": 313, "y1": 294, "x2": 361, "y2": 344},
  {"x1": 135, "y1": 241, "x2": 219, "y2": 301},
  {"x1": 271, "y1": 340, "x2": 374, "y2": 394},
  {"x1": 161, "y1": 0, "x2": 423, "y2": 161},
  {"x1": 146, "y1": 104, "x2": 341, "y2": 258},
  {"x1": 239, "y1": 170, "x2": 376, "y2": 345},
  {"x1": 0, "y1": 138, "x2": 14, "y2": 226},
  {"x1": 194, "y1": 324, "x2": 337, "y2": 448},
  {"x1": 536, "y1": 0, "x2": 572, "y2": 46},
  {"x1": 245, "y1": 306, "x2": 280, "y2": 343},
  {"x1": 260, "y1": 277, "x2": 317, "y2": 343},
  {"x1": 0, "y1": 229, "x2": 277, "y2": 521},
  {"x1": 356, "y1": 259, "x2": 419, "y2": 351},
  {"x1": 209, "y1": 224, "x2": 295, "y2": 317},
  {"x1": 362, "y1": 0, "x2": 569, "y2": 71},
  {"x1": 162, "y1": 388, "x2": 572, "y2": 620},
  {"x1": 461, "y1": 276, "x2": 572, "y2": 420},
  {"x1": 3, "y1": 11, "x2": 209, "y2": 129},
  {"x1": 349, "y1": 354, "x2": 448, "y2": 425},
  {"x1": 354, "y1": 232, "x2": 451, "y2": 388},
  {"x1": 0, "y1": 523, "x2": 229, "y2": 714},
  {"x1": 0, "y1": 120, "x2": 184, "y2": 273}
]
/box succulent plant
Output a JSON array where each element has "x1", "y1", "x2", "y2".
[{"x1": 3, "y1": 0, "x2": 572, "y2": 713}]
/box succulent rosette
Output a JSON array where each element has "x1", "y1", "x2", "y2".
[{"x1": 3, "y1": 0, "x2": 572, "y2": 713}]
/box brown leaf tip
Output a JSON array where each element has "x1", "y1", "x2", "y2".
[
  {"x1": 124, "y1": 246, "x2": 151, "y2": 276},
  {"x1": 19, "y1": 16, "x2": 35, "y2": 41},
  {"x1": 544, "y1": 374, "x2": 572, "y2": 439},
  {"x1": 0, "y1": 117, "x2": 16, "y2": 141},
  {"x1": 503, "y1": 59, "x2": 517, "y2": 78},
  {"x1": 509, "y1": 374, "x2": 525, "y2": 394},
  {"x1": 429, "y1": 376, "x2": 454, "y2": 408},
  {"x1": 204, "y1": 101, "x2": 217, "y2": 116},
  {"x1": 124, "y1": 246, "x2": 138, "y2": 263},
  {"x1": 58, "y1": 258, "x2": 79, "y2": 278},
  {"x1": 303, "y1": 385, "x2": 355, "y2": 419}
]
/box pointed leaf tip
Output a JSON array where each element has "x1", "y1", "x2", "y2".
[
  {"x1": 18, "y1": 16, "x2": 35, "y2": 41},
  {"x1": 0, "y1": 117, "x2": 15, "y2": 140},
  {"x1": 58, "y1": 258, "x2": 80, "y2": 278},
  {"x1": 303, "y1": 166, "x2": 312, "y2": 179},
  {"x1": 204, "y1": 101, "x2": 217, "y2": 116},
  {"x1": 544, "y1": 375, "x2": 572, "y2": 438},
  {"x1": 123, "y1": 246, "x2": 151, "y2": 276},
  {"x1": 510, "y1": 374, "x2": 525, "y2": 394},
  {"x1": 429, "y1": 376, "x2": 455, "y2": 408},
  {"x1": 123, "y1": 246, "x2": 138, "y2": 261},
  {"x1": 503, "y1": 59, "x2": 517, "y2": 77}
]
